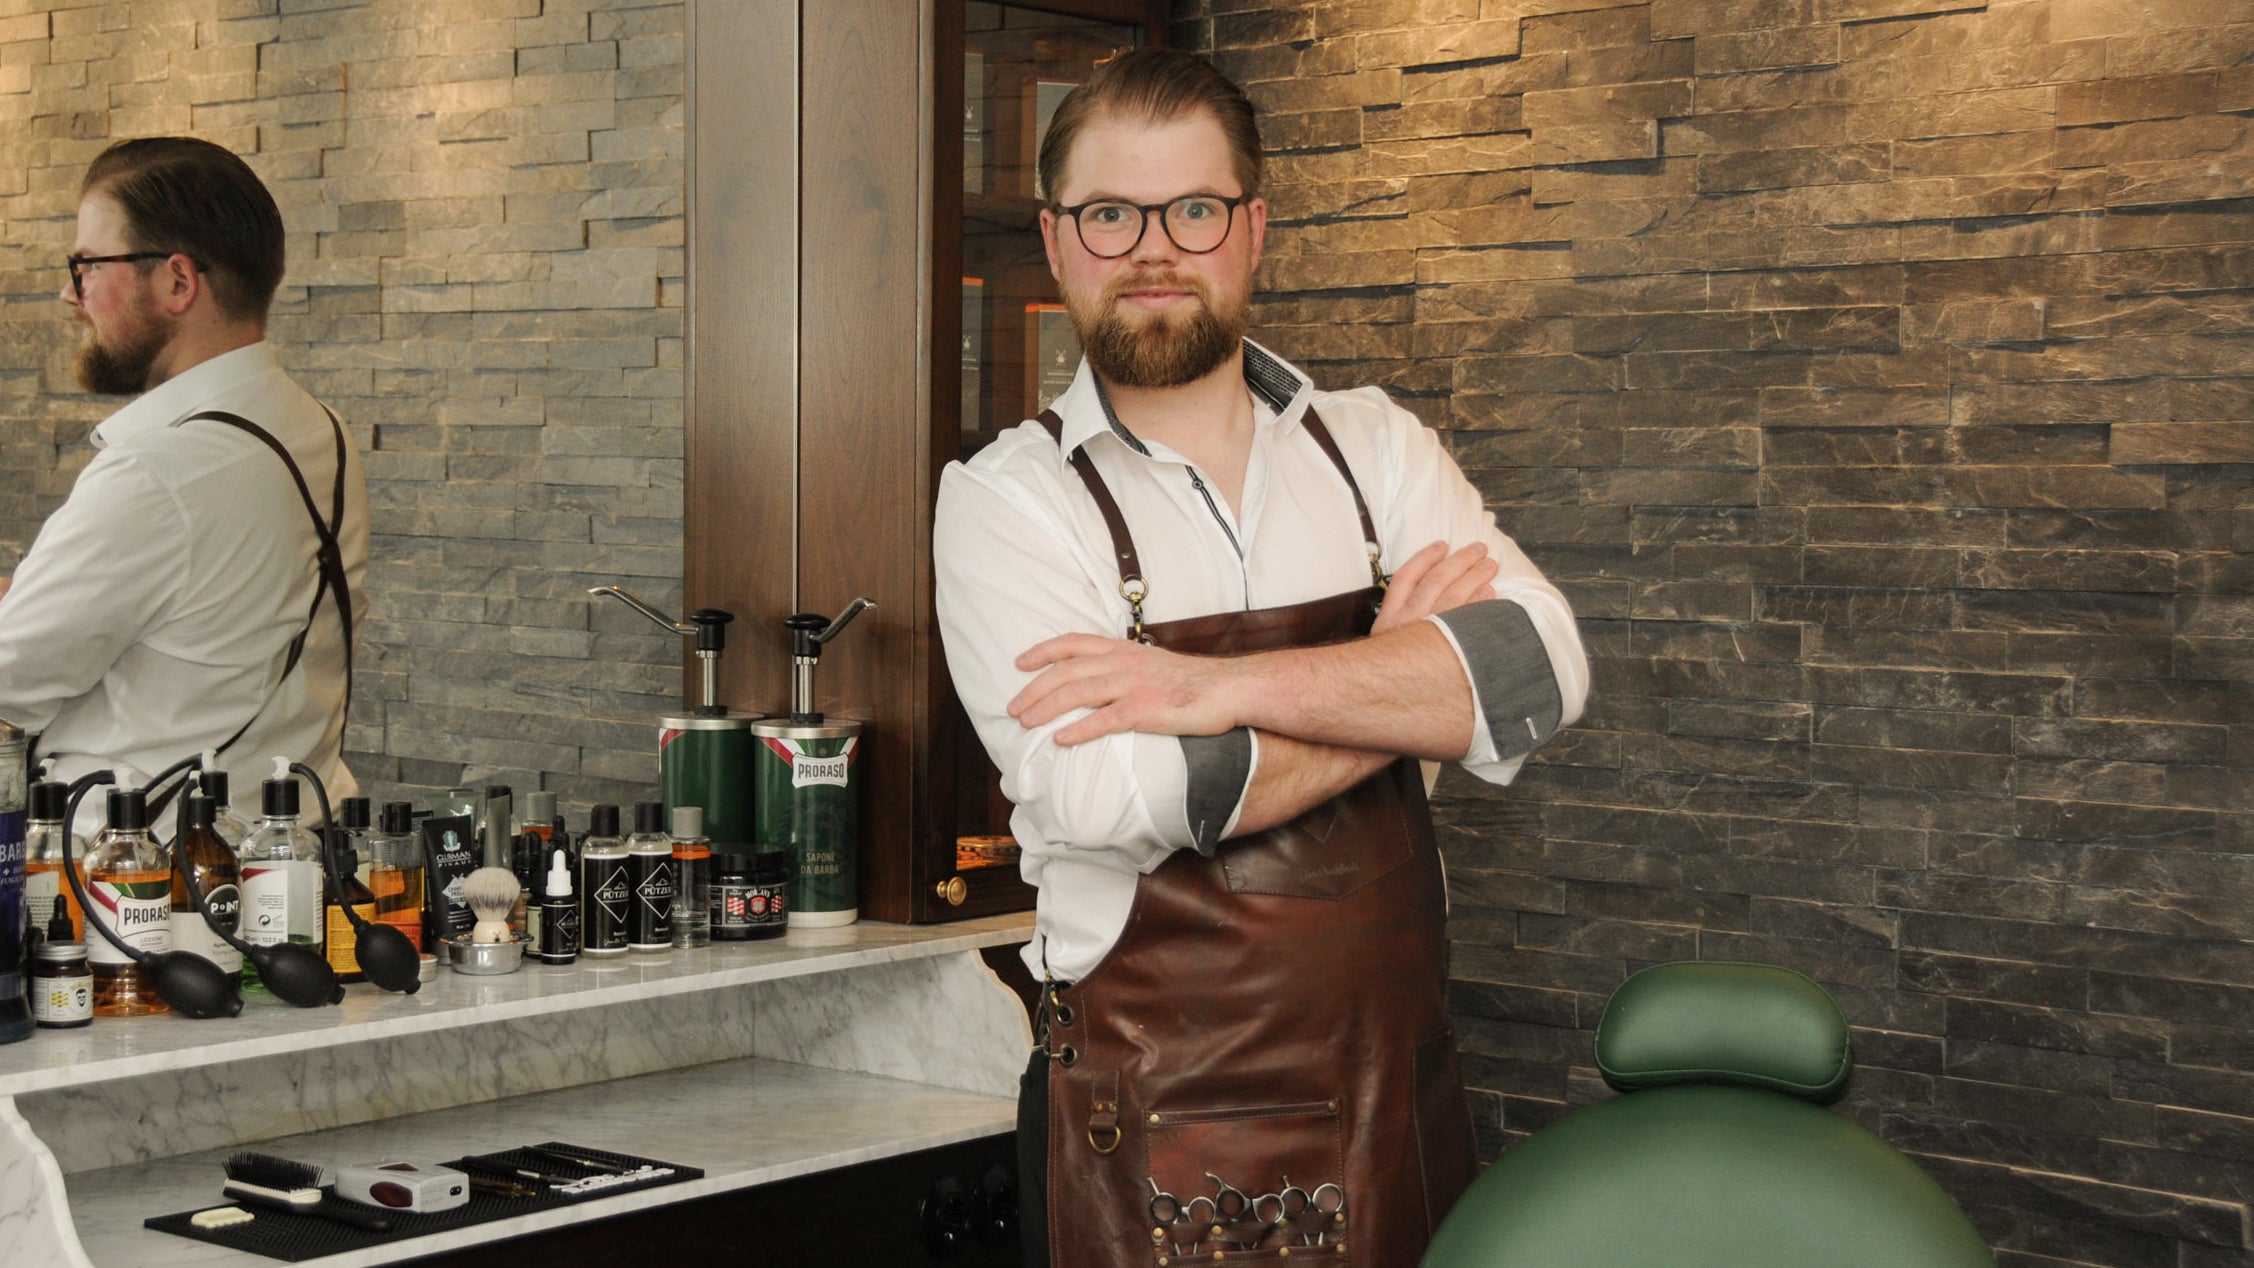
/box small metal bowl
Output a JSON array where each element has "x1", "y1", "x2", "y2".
[{"x1": 445, "y1": 936, "x2": 527, "y2": 976}]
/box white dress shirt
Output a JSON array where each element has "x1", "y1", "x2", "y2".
[
  {"x1": 0, "y1": 341, "x2": 369, "y2": 828},
  {"x1": 935, "y1": 342, "x2": 1588, "y2": 981}
]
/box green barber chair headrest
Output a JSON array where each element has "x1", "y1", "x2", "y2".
[
  {"x1": 1596, "y1": 960, "x2": 1853, "y2": 1102},
  {"x1": 1422, "y1": 961, "x2": 1994, "y2": 1268}
]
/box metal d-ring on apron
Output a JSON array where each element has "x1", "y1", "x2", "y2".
[{"x1": 1030, "y1": 408, "x2": 1477, "y2": 1268}]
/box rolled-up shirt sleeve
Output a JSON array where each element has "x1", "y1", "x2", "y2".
[
  {"x1": 1347, "y1": 386, "x2": 1589, "y2": 784},
  {"x1": 937, "y1": 451, "x2": 1230, "y2": 875}
]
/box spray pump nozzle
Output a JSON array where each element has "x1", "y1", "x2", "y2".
[{"x1": 589, "y1": 585, "x2": 736, "y2": 717}]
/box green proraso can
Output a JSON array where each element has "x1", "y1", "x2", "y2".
[
  {"x1": 749, "y1": 718, "x2": 861, "y2": 927},
  {"x1": 659, "y1": 712, "x2": 758, "y2": 850}
]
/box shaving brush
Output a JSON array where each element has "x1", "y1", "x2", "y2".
[{"x1": 464, "y1": 866, "x2": 521, "y2": 943}]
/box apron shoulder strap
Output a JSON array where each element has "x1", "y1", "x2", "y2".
[
  {"x1": 175, "y1": 407, "x2": 355, "y2": 757},
  {"x1": 1297, "y1": 406, "x2": 1388, "y2": 589},
  {"x1": 1038, "y1": 408, "x2": 1149, "y2": 611}
]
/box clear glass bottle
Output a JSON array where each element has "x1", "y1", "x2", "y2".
[
  {"x1": 169, "y1": 792, "x2": 243, "y2": 978},
  {"x1": 237, "y1": 763, "x2": 324, "y2": 994},
  {"x1": 85, "y1": 788, "x2": 172, "y2": 1017},
  {"x1": 671, "y1": 806, "x2": 711, "y2": 949},
  {"x1": 195, "y1": 769, "x2": 252, "y2": 850},
  {"x1": 368, "y1": 801, "x2": 427, "y2": 953},
  {"x1": 23, "y1": 780, "x2": 85, "y2": 941}
]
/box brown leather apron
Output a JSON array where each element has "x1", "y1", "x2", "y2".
[{"x1": 1033, "y1": 409, "x2": 1476, "y2": 1267}]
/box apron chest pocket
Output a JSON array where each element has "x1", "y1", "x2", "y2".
[
  {"x1": 1143, "y1": 1101, "x2": 1350, "y2": 1261},
  {"x1": 1220, "y1": 764, "x2": 1413, "y2": 902}
]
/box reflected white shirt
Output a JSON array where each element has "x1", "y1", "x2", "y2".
[{"x1": 0, "y1": 342, "x2": 369, "y2": 828}]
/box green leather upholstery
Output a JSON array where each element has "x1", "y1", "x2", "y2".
[
  {"x1": 1597, "y1": 961, "x2": 1852, "y2": 1101},
  {"x1": 1423, "y1": 962, "x2": 1994, "y2": 1268}
]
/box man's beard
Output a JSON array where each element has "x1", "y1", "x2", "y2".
[
  {"x1": 1069, "y1": 270, "x2": 1247, "y2": 390},
  {"x1": 73, "y1": 308, "x2": 170, "y2": 396}
]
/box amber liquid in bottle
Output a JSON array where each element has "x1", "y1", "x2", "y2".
[
  {"x1": 370, "y1": 862, "x2": 427, "y2": 949},
  {"x1": 90, "y1": 865, "x2": 174, "y2": 1017},
  {"x1": 324, "y1": 870, "x2": 379, "y2": 983}
]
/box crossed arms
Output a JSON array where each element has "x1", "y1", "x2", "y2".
[{"x1": 1008, "y1": 540, "x2": 1503, "y2": 835}]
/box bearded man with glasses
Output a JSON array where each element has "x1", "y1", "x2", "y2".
[
  {"x1": 0, "y1": 137, "x2": 367, "y2": 831},
  {"x1": 934, "y1": 48, "x2": 1588, "y2": 1268}
]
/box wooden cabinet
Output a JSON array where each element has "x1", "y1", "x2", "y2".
[{"x1": 688, "y1": 1, "x2": 1164, "y2": 924}]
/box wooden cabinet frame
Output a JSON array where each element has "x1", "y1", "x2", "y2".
[{"x1": 687, "y1": 0, "x2": 1165, "y2": 923}]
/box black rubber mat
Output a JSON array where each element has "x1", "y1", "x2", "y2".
[{"x1": 145, "y1": 1143, "x2": 703, "y2": 1262}]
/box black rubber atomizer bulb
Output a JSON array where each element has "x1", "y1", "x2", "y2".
[
  {"x1": 289, "y1": 762, "x2": 420, "y2": 993},
  {"x1": 158, "y1": 759, "x2": 343, "y2": 1009},
  {"x1": 55, "y1": 772, "x2": 243, "y2": 1019}
]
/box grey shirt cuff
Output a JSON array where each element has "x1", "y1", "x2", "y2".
[
  {"x1": 1179, "y1": 727, "x2": 1255, "y2": 855},
  {"x1": 1433, "y1": 600, "x2": 1565, "y2": 761}
]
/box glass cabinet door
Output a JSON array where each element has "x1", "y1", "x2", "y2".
[{"x1": 939, "y1": 2, "x2": 1147, "y2": 903}]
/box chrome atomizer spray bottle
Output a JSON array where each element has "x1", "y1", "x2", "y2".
[{"x1": 751, "y1": 599, "x2": 874, "y2": 928}]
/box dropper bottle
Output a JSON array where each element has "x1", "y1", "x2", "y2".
[
  {"x1": 85, "y1": 788, "x2": 172, "y2": 1017},
  {"x1": 238, "y1": 758, "x2": 325, "y2": 994}
]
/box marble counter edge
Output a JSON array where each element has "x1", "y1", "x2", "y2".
[{"x1": 0, "y1": 914, "x2": 1033, "y2": 1098}]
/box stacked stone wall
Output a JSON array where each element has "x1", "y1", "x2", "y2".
[{"x1": 1179, "y1": 2, "x2": 2254, "y2": 1263}]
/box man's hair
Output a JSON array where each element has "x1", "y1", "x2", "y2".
[
  {"x1": 81, "y1": 136, "x2": 285, "y2": 323},
  {"x1": 1037, "y1": 48, "x2": 1262, "y2": 205}
]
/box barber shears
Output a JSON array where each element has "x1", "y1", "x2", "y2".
[
  {"x1": 1147, "y1": 1173, "x2": 1267, "y2": 1252},
  {"x1": 1146, "y1": 1177, "x2": 1217, "y2": 1254},
  {"x1": 1258, "y1": 1177, "x2": 1346, "y2": 1246}
]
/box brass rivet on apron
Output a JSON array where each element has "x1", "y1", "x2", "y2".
[
  {"x1": 1210, "y1": 1225, "x2": 1224, "y2": 1238},
  {"x1": 1278, "y1": 1250, "x2": 1290, "y2": 1259},
  {"x1": 1149, "y1": 1112, "x2": 1161, "y2": 1124},
  {"x1": 1152, "y1": 1228, "x2": 1165, "y2": 1241}
]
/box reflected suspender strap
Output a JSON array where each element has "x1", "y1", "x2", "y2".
[{"x1": 176, "y1": 407, "x2": 354, "y2": 759}]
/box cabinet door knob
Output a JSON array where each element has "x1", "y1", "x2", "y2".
[{"x1": 935, "y1": 876, "x2": 968, "y2": 906}]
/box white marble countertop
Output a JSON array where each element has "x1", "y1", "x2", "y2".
[
  {"x1": 68, "y1": 1055, "x2": 1018, "y2": 1268},
  {"x1": 0, "y1": 914, "x2": 1033, "y2": 1098}
]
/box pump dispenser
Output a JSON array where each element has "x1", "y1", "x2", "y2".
[
  {"x1": 170, "y1": 792, "x2": 244, "y2": 978},
  {"x1": 196, "y1": 758, "x2": 251, "y2": 848},
  {"x1": 238, "y1": 759, "x2": 324, "y2": 993},
  {"x1": 589, "y1": 585, "x2": 763, "y2": 848},
  {"x1": 751, "y1": 599, "x2": 875, "y2": 928},
  {"x1": 85, "y1": 788, "x2": 173, "y2": 1016}
]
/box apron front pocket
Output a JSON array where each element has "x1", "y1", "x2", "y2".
[{"x1": 1143, "y1": 1100, "x2": 1351, "y2": 1261}]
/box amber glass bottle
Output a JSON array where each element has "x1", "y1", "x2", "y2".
[{"x1": 170, "y1": 792, "x2": 243, "y2": 978}]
